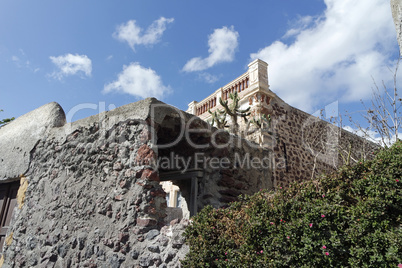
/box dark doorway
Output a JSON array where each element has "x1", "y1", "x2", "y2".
[{"x1": 0, "y1": 181, "x2": 19, "y2": 255}]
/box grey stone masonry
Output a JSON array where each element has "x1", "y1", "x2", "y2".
[{"x1": 0, "y1": 98, "x2": 272, "y2": 267}]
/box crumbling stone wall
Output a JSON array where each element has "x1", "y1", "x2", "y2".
[
  {"x1": 169, "y1": 131, "x2": 272, "y2": 210},
  {"x1": 0, "y1": 98, "x2": 272, "y2": 267},
  {"x1": 1, "y1": 101, "x2": 190, "y2": 267},
  {"x1": 5, "y1": 122, "x2": 190, "y2": 267}
]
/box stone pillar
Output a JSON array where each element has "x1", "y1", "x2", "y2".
[
  {"x1": 187, "y1": 101, "x2": 198, "y2": 115},
  {"x1": 391, "y1": 0, "x2": 402, "y2": 55},
  {"x1": 247, "y1": 59, "x2": 269, "y2": 92},
  {"x1": 216, "y1": 88, "x2": 223, "y2": 102}
]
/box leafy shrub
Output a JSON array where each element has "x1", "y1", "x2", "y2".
[{"x1": 182, "y1": 141, "x2": 402, "y2": 267}]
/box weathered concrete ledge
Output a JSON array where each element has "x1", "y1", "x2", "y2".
[
  {"x1": 0, "y1": 102, "x2": 66, "y2": 180},
  {"x1": 0, "y1": 98, "x2": 188, "y2": 181},
  {"x1": 48, "y1": 97, "x2": 176, "y2": 143}
]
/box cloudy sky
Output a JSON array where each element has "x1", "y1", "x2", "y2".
[{"x1": 0, "y1": 0, "x2": 400, "y2": 124}]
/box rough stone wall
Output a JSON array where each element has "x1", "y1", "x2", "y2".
[
  {"x1": 192, "y1": 134, "x2": 272, "y2": 209},
  {"x1": 1, "y1": 103, "x2": 190, "y2": 267},
  {"x1": 0, "y1": 98, "x2": 272, "y2": 267},
  {"x1": 261, "y1": 97, "x2": 378, "y2": 188}
]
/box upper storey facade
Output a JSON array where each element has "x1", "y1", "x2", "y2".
[
  {"x1": 186, "y1": 59, "x2": 275, "y2": 122},
  {"x1": 186, "y1": 59, "x2": 379, "y2": 187}
]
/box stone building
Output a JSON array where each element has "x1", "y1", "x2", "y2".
[
  {"x1": 187, "y1": 59, "x2": 379, "y2": 187},
  {"x1": 0, "y1": 59, "x2": 378, "y2": 267}
]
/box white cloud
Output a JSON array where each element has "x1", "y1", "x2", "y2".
[
  {"x1": 283, "y1": 15, "x2": 315, "y2": 39},
  {"x1": 343, "y1": 125, "x2": 381, "y2": 144},
  {"x1": 250, "y1": 0, "x2": 399, "y2": 112},
  {"x1": 183, "y1": 26, "x2": 239, "y2": 72},
  {"x1": 103, "y1": 62, "x2": 170, "y2": 99},
  {"x1": 198, "y1": 72, "x2": 220, "y2": 84},
  {"x1": 11, "y1": 50, "x2": 40, "y2": 72},
  {"x1": 113, "y1": 17, "x2": 174, "y2": 51},
  {"x1": 50, "y1": 53, "x2": 92, "y2": 79},
  {"x1": 344, "y1": 123, "x2": 402, "y2": 147}
]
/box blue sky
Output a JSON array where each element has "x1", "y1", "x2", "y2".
[{"x1": 0, "y1": 0, "x2": 400, "y2": 125}]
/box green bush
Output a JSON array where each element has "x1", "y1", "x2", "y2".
[{"x1": 182, "y1": 141, "x2": 402, "y2": 267}]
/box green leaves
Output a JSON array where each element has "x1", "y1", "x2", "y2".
[
  {"x1": 0, "y1": 109, "x2": 15, "y2": 126},
  {"x1": 182, "y1": 141, "x2": 402, "y2": 267}
]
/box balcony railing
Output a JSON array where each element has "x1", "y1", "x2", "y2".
[
  {"x1": 189, "y1": 59, "x2": 268, "y2": 117},
  {"x1": 195, "y1": 96, "x2": 217, "y2": 116},
  {"x1": 195, "y1": 73, "x2": 249, "y2": 116}
]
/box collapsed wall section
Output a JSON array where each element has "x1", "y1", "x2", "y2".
[
  {"x1": 156, "y1": 115, "x2": 272, "y2": 211},
  {"x1": 0, "y1": 98, "x2": 273, "y2": 267},
  {"x1": 0, "y1": 99, "x2": 191, "y2": 267}
]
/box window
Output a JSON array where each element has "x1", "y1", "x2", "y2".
[
  {"x1": 176, "y1": 191, "x2": 182, "y2": 208},
  {"x1": 165, "y1": 192, "x2": 170, "y2": 205},
  {"x1": 0, "y1": 181, "x2": 19, "y2": 255}
]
